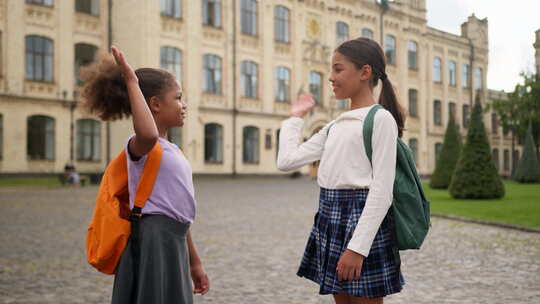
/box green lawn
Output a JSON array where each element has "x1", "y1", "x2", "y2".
[
  {"x1": 424, "y1": 181, "x2": 540, "y2": 229},
  {"x1": 0, "y1": 177, "x2": 62, "y2": 187}
]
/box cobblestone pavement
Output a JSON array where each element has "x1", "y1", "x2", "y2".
[{"x1": 1, "y1": 176, "x2": 539, "y2": 304}]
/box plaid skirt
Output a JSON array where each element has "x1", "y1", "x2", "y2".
[{"x1": 297, "y1": 188, "x2": 404, "y2": 298}]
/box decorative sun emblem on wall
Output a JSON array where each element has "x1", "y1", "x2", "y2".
[{"x1": 307, "y1": 18, "x2": 321, "y2": 41}]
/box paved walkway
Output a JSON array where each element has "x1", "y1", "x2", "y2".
[{"x1": 1, "y1": 176, "x2": 539, "y2": 303}]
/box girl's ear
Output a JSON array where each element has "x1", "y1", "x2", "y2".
[
  {"x1": 359, "y1": 64, "x2": 372, "y2": 81},
  {"x1": 149, "y1": 96, "x2": 161, "y2": 113}
]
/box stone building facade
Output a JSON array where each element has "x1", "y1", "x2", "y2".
[{"x1": 0, "y1": 0, "x2": 519, "y2": 177}]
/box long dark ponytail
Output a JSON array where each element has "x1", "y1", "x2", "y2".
[{"x1": 336, "y1": 37, "x2": 405, "y2": 137}]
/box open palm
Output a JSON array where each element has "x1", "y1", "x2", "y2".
[
  {"x1": 291, "y1": 93, "x2": 315, "y2": 118},
  {"x1": 111, "y1": 46, "x2": 137, "y2": 83}
]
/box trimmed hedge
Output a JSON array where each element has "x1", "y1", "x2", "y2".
[
  {"x1": 449, "y1": 98, "x2": 505, "y2": 199},
  {"x1": 513, "y1": 122, "x2": 540, "y2": 183},
  {"x1": 430, "y1": 114, "x2": 462, "y2": 189}
]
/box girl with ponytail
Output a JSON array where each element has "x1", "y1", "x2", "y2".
[
  {"x1": 82, "y1": 47, "x2": 209, "y2": 304},
  {"x1": 277, "y1": 38, "x2": 405, "y2": 304}
]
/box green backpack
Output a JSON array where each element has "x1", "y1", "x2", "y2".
[{"x1": 363, "y1": 104, "x2": 430, "y2": 250}]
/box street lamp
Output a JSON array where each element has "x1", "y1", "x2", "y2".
[{"x1": 62, "y1": 90, "x2": 78, "y2": 164}]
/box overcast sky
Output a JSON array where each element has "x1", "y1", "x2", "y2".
[{"x1": 426, "y1": 0, "x2": 540, "y2": 92}]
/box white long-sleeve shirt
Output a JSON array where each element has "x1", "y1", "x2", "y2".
[{"x1": 277, "y1": 104, "x2": 398, "y2": 257}]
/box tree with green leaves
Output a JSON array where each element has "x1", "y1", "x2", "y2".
[
  {"x1": 430, "y1": 113, "x2": 462, "y2": 189},
  {"x1": 489, "y1": 73, "x2": 540, "y2": 173},
  {"x1": 449, "y1": 96, "x2": 505, "y2": 199},
  {"x1": 513, "y1": 122, "x2": 540, "y2": 183}
]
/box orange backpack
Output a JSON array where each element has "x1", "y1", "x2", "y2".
[{"x1": 86, "y1": 141, "x2": 163, "y2": 274}]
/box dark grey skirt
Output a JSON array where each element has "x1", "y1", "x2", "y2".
[{"x1": 112, "y1": 214, "x2": 192, "y2": 304}]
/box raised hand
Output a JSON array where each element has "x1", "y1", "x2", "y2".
[
  {"x1": 291, "y1": 93, "x2": 316, "y2": 118},
  {"x1": 111, "y1": 46, "x2": 138, "y2": 83}
]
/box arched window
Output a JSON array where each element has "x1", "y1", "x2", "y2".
[
  {"x1": 408, "y1": 41, "x2": 417, "y2": 69},
  {"x1": 203, "y1": 0, "x2": 221, "y2": 27},
  {"x1": 361, "y1": 28, "x2": 373, "y2": 39},
  {"x1": 204, "y1": 123, "x2": 223, "y2": 163},
  {"x1": 161, "y1": 0, "x2": 181, "y2": 19},
  {"x1": 435, "y1": 143, "x2": 443, "y2": 163},
  {"x1": 77, "y1": 119, "x2": 101, "y2": 161},
  {"x1": 275, "y1": 66, "x2": 290, "y2": 102},
  {"x1": 160, "y1": 47, "x2": 182, "y2": 82},
  {"x1": 433, "y1": 57, "x2": 442, "y2": 83},
  {"x1": 241, "y1": 0, "x2": 257, "y2": 36},
  {"x1": 26, "y1": 0, "x2": 53, "y2": 6},
  {"x1": 433, "y1": 100, "x2": 442, "y2": 126},
  {"x1": 27, "y1": 115, "x2": 55, "y2": 160},
  {"x1": 492, "y1": 149, "x2": 499, "y2": 170},
  {"x1": 75, "y1": 43, "x2": 98, "y2": 85},
  {"x1": 408, "y1": 89, "x2": 418, "y2": 117},
  {"x1": 384, "y1": 35, "x2": 396, "y2": 65},
  {"x1": 25, "y1": 35, "x2": 54, "y2": 82},
  {"x1": 309, "y1": 71, "x2": 323, "y2": 105},
  {"x1": 448, "y1": 60, "x2": 457, "y2": 86},
  {"x1": 274, "y1": 6, "x2": 289, "y2": 43},
  {"x1": 75, "y1": 0, "x2": 99, "y2": 15},
  {"x1": 203, "y1": 54, "x2": 222, "y2": 94},
  {"x1": 243, "y1": 126, "x2": 259, "y2": 163},
  {"x1": 336, "y1": 22, "x2": 349, "y2": 44},
  {"x1": 241, "y1": 61, "x2": 258, "y2": 98}
]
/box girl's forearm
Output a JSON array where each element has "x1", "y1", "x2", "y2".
[
  {"x1": 186, "y1": 231, "x2": 202, "y2": 267},
  {"x1": 126, "y1": 80, "x2": 158, "y2": 144}
]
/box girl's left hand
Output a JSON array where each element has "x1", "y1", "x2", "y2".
[
  {"x1": 191, "y1": 264, "x2": 210, "y2": 295},
  {"x1": 336, "y1": 249, "x2": 364, "y2": 281}
]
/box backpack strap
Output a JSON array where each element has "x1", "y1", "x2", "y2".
[
  {"x1": 363, "y1": 104, "x2": 384, "y2": 164},
  {"x1": 131, "y1": 141, "x2": 163, "y2": 217}
]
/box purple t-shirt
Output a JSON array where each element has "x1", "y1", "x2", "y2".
[{"x1": 126, "y1": 136, "x2": 196, "y2": 224}]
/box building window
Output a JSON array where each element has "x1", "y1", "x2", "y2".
[
  {"x1": 0, "y1": 114, "x2": 3, "y2": 160},
  {"x1": 161, "y1": 0, "x2": 181, "y2": 19},
  {"x1": 361, "y1": 28, "x2": 373, "y2": 39},
  {"x1": 160, "y1": 47, "x2": 182, "y2": 83},
  {"x1": 203, "y1": 0, "x2": 221, "y2": 27},
  {"x1": 25, "y1": 36, "x2": 54, "y2": 82},
  {"x1": 243, "y1": 126, "x2": 259, "y2": 164},
  {"x1": 408, "y1": 89, "x2": 418, "y2": 117},
  {"x1": 462, "y1": 104, "x2": 470, "y2": 128},
  {"x1": 433, "y1": 57, "x2": 442, "y2": 83},
  {"x1": 241, "y1": 61, "x2": 258, "y2": 99},
  {"x1": 503, "y1": 149, "x2": 510, "y2": 171},
  {"x1": 274, "y1": 5, "x2": 289, "y2": 43},
  {"x1": 462, "y1": 64, "x2": 470, "y2": 88},
  {"x1": 475, "y1": 67, "x2": 483, "y2": 90},
  {"x1": 449, "y1": 60, "x2": 457, "y2": 86},
  {"x1": 75, "y1": 0, "x2": 99, "y2": 15},
  {"x1": 434, "y1": 100, "x2": 442, "y2": 126},
  {"x1": 435, "y1": 143, "x2": 443, "y2": 163},
  {"x1": 385, "y1": 35, "x2": 396, "y2": 65},
  {"x1": 309, "y1": 71, "x2": 323, "y2": 105},
  {"x1": 241, "y1": 0, "x2": 257, "y2": 36},
  {"x1": 492, "y1": 113, "x2": 499, "y2": 135},
  {"x1": 74, "y1": 43, "x2": 98, "y2": 85},
  {"x1": 26, "y1": 0, "x2": 53, "y2": 6},
  {"x1": 449, "y1": 102, "x2": 456, "y2": 121},
  {"x1": 336, "y1": 22, "x2": 349, "y2": 45},
  {"x1": 168, "y1": 127, "x2": 182, "y2": 147},
  {"x1": 492, "y1": 149, "x2": 499, "y2": 170},
  {"x1": 409, "y1": 138, "x2": 418, "y2": 164},
  {"x1": 205, "y1": 123, "x2": 223, "y2": 163},
  {"x1": 76, "y1": 119, "x2": 101, "y2": 161},
  {"x1": 275, "y1": 66, "x2": 290, "y2": 102},
  {"x1": 336, "y1": 99, "x2": 349, "y2": 110},
  {"x1": 27, "y1": 115, "x2": 55, "y2": 160},
  {"x1": 203, "y1": 54, "x2": 222, "y2": 94},
  {"x1": 408, "y1": 41, "x2": 417, "y2": 69}
]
